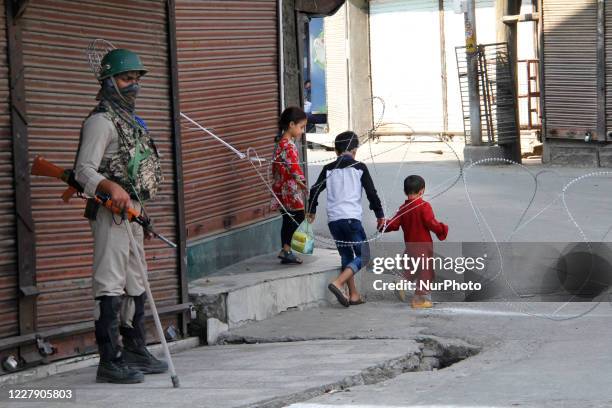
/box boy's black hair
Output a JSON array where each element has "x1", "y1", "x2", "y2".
[
  {"x1": 404, "y1": 175, "x2": 425, "y2": 195},
  {"x1": 277, "y1": 106, "x2": 307, "y2": 142},
  {"x1": 335, "y1": 131, "x2": 359, "y2": 153}
]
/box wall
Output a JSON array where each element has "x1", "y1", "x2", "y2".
[{"x1": 347, "y1": 0, "x2": 373, "y2": 139}]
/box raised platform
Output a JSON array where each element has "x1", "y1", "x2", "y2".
[{"x1": 188, "y1": 250, "x2": 344, "y2": 343}]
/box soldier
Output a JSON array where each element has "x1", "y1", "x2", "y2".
[{"x1": 75, "y1": 49, "x2": 167, "y2": 384}]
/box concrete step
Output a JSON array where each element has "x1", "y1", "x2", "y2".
[{"x1": 188, "y1": 250, "x2": 343, "y2": 344}]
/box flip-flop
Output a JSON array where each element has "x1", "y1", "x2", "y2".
[
  {"x1": 280, "y1": 251, "x2": 303, "y2": 264},
  {"x1": 349, "y1": 297, "x2": 366, "y2": 306},
  {"x1": 328, "y1": 284, "x2": 349, "y2": 307}
]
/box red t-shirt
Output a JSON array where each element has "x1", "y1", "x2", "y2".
[
  {"x1": 385, "y1": 197, "x2": 448, "y2": 244},
  {"x1": 384, "y1": 197, "x2": 448, "y2": 288}
]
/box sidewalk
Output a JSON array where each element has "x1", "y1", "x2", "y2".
[
  {"x1": 2, "y1": 300, "x2": 611, "y2": 407},
  {"x1": 188, "y1": 249, "x2": 343, "y2": 343},
  {"x1": 0, "y1": 337, "x2": 426, "y2": 408}
]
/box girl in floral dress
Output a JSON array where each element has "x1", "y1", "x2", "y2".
[{"x1": 271, "y1": 107, "x2": 308, "y2": 264}]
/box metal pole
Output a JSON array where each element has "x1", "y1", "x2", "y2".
[
  {"x1": 465, "y1": 0, "x2": 482, "y2": 145},
  {"x1": 125, "y1": 225, "x2": 179, "y2": 388},
  {"x1": 278, "y1": 0, "x2": 286, "y2": 111},
  {"x1": 166, "y1": 0, "x2": 189, "y2": 336},
  {"x1": 597, "y1": 0, "x2": 605, "y2": 142},
  {"x1": 439, "y1": 0, "x2": 448, "y2": 135}
]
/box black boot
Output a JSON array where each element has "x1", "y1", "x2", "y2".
[
  {"x1": 121, "y1": 294, "x2": 168, "y2": 374},
  {"x1": 96, "y1": 346, "x2": 145, "y2": 384},
  {"x1": 95, "y1": 296, "x2": 144, "y2": 384},
  {"x1": 122, "y1": 344, "x2": 169, "y2": 374}
]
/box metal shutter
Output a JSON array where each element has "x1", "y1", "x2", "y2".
[
  {"x1": 22, "y1": 0, "x2": 179, "y2": 346},
  {"x1": 0, "y1": 0, "x2": 19, "y2": 340},
  {"x1": 605, "y1": 1, "x2": 612, "y2": 132},
  {"x1": 176, "y1": 0, "x2": 280, "y2": 239},
  {"x1": 369, "y1": 0, "x2": 443, "y2": 133},
  {"x1": 325, "y1": 4, "x2": 350, "y2": 138},
  {"x1": 543, "y1": 0, "x2": 597, "y2": 139}
]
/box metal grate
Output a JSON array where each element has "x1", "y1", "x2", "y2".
[{"x1": 456, "y1": 42, "x2": 518, "y2": 146}]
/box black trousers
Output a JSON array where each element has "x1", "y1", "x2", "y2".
[
  {"x1": 281, "y1": 210, "x2": 305, "y2": 247},
  {"x1": 95, "y1": 294, "x2": 147, "y2": 362}
]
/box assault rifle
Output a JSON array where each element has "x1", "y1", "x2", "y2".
[{"x1": 31, "y1": 156, "x2": 176, "y2": 248}]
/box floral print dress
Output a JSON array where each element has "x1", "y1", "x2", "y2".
[{"x1": 271, "y1": 137, "x2": 305, "y2": 211}]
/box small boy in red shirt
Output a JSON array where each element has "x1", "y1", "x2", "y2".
[{"x1": 379, "y1": 175, "x2": 448, "y2": 309}]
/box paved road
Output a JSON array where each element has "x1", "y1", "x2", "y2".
[
  {"x1": 307, "y1": 142, "x2": 612, "y2": 300},
  {"x1": 231, "y1": 301, "x2": 612, "y2": 408},
  {"x1": 306, "y1": 142, "x2": 612, "y2": 244},
  {"x1": 5, "y1": 301, "x2": 611, "y2": 408}
]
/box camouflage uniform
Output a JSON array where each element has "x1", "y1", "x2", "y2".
[
  {"x1": 75, "y1": 109, "x2": 162, "y2": 300},
  {"x1": 75, "y1": 108, "x2": 166, "y2": 381},
  {"x1": 74, "y1": 47, "x2": 167, "y2": 383}
]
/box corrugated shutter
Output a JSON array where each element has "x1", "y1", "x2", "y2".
[
  {"x1": 370, "y1": 0, "x2": 443, "y2": 133},
  {"x1": 21, "y1": 0, "x2": 179, "y2": 344},
  {"x1": 176, "y1": 1, "x2": 280, "y2": 239},
  {"x1": 605, "y1": 1, "x2": 612, "y2": 132},
  {"x1": 444, "y1": 0, "x2": 496, "y2": 133},
  {"x1": 325, "y1": 4, "x2": 350, "y2": 138},
  {"x1": 543, "y1": 0, "x2": 597, "y2": 139},
  {"x1": 0, "y1": 0, "x2": 20, "y2": 340}
]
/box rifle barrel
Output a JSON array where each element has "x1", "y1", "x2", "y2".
[{"x1": 154, "y1": 231, "x2": 177, "y2": 248}]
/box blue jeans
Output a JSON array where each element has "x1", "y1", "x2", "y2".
[{"x1": 328, "y1": 219, "x2": 369, "y2": 274}]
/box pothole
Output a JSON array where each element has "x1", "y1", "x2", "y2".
[
  {"x1": 415, "y1": 336, "x2": 478, "y2": 371},
  {"x1": 232, "y1": 336, "x2": 480, "y2": 408}
]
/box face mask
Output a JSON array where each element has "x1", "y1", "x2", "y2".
[{"x1": 120, "y1": 82, "x2": 140, "y2": 100}]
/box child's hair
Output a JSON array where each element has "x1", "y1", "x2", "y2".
[
  {"x1": 276, "y1": 106, "x2": 307, "y2": 142},
  {"x1": 404, "y1": 175, "x2": 425, "y2": 195},
  {"x1": 334, "y1": 131, "x2": 359, "y2": 153}
]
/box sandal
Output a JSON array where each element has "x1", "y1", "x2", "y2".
[
  {"x1": 411, "y1": 296, "x2": 433, "y2": 309},
  {"x1": 349, "y1": 297, "x2": 366, "y2": 306},
  {"x1": 328, "y1": 284, "x2": 349, "y2": 307},
  {"x1": 280, "y1": 250, "x2": 303, "y2": 264}
]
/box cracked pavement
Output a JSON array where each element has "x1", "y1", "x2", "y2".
[
  {"x1": 228, "y1": 301, "x2": 612, "y2": 408},
  {"x1": 4, "y1": 300, "x2": 611, "y2": 408}
]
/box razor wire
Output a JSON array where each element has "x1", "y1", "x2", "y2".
[{"x1": 179, "y1": 102, "x2": 612, "y2": 322}]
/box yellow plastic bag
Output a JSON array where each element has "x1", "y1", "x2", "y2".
[{"x1": 291, "y1": 220, "x2": 315, "y2": 255}]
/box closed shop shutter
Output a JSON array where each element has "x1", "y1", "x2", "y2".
[
  {"x1": 605, "y1": 1, "x2": 612, "y2": 132},
  {"x1": 370, "y1": 0, "x2": 443, "y2": 133},
  {"x1": 543, "y1": 0, "x2": 598, "y2": 139},
  {"x1": 369, "y1": 1, "x2": 503, "y2": 135},
  {"x1": 21, "y1": 0, "x2": 179, "y2": 351},
  {"x1": 176, "y1": 0, "x2": 280, "y2": 239},
  {"x1": 0, "y1": 0, "x2": 20, "y2": 340},
  {"x1": 325, "y1": 5, "x2": 350, "y2": 138}
]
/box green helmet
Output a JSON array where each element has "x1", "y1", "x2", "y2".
[{"x1": 98, "y1": 49, "x2": 147, "y2": 80}]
